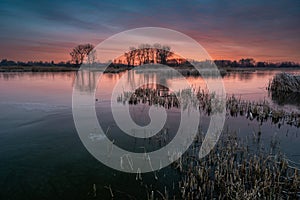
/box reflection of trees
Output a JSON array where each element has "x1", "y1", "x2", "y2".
[
  {"x1": 225, "y1": 72, "x2": 255, "y2": 81},
  {"x1": 237, "y1": 72, "x2": 254, "y2": 81},
  {"x1": 0, "y1": 72, "x2": 75, "y2": 81},
  {"x1": 74, "y1": 70, "x2": 98, "y2": 94},
  {"x1": 126, "y1": 66, "x2": 168, "y2": 90},
  {"x1": 256, "y1": 71, "x2": 272, "y2": 78}
]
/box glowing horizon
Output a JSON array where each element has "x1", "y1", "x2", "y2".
[{"x1": 0, "y1": 0, "x2": 299, "y2": 63}]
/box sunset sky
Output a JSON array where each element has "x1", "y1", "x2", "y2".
[{"x1": 0, "y1": 0, "x2": 299, "y2": 62}]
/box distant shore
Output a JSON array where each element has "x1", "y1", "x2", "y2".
[
  {"x1": 224, "y1": 67, "x2": 300, "y2": 72},
  {"x1": 0, "y1": 65, "x2": 133, "y2": 73},
  {"x1": 0, "y1": 66, "x2": 78, "y2": 72},
  {"x1": 0, "y1": 65, "x2": 299, "y2": 73}
]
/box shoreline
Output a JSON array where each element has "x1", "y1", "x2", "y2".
[
  {"x1": 0, "y1": 65, "x2": 299, "y2": 73},
  {"x1": 224, "y1": 67, "x2": 300, "y2": 72},
  {"x1": 0, "y1": 66, "x2": 78, "y2": 72}
]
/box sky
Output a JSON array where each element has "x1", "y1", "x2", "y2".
[{"x1": 0, "y1": 0, "x2": 299, "y2": 62}]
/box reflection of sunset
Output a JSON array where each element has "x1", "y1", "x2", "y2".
[
  {"x1": 0, "y1": 70, "x2": 297, "y2": 105},
  {"x1": 0, "y1": 72, "x2": 76, "y2": 105}
]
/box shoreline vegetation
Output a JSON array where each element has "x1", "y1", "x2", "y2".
[
  {"x1": 175, "y1": 129, "x2": 300, "y2": 199},
  {"x1": 2, "y1": 43, "x2": 299, "y2": 73},
  {"x1": 267, "y1": 73, "x2": 300, "y2": 106},
  {"x1": 1, "y1": 43, "x2": 300, "y2": 73},
  {"x1": 118, "y1": 87, "x2": 300, "y2": 128},
  {"x1": 0, "y1": 64, "x2": 300, "y2": 74}
]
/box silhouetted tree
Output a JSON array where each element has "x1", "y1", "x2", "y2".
[
  {"x1": 127, "y1": 47, "x2": 136, "y2": 66},
  {"x1": 256, "y1": 62, "x2": 266, "y2": 68},
  {"x1": 153, "y1": 43, "x2": 162, "y2": 63},
  {"x1": 159, "y1": 45, "x2": 172, "y2": 64},
  {"x1": 121, "y1": 43, "x2": 174, "y2": 66},
  {"x1": 0, "y1": 59, "x2": 16, "y2": 66},
  {"x1": 87, "y1": 49, "x2": 97, "y2": 65},
  {"x1": 70, "y1": 44, "x2": 94, "y2": 66},
  {"x1": 142, "y1": 44, "x2": 151, "y2": 64},
  {"x1": 239, "y1": 58, "x2": 255, "y2": 67},
  {"x1": 214, "y1": 60, "x2": 232, "y2": 68}
]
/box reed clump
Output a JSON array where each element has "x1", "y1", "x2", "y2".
[
  {"x1": 175, "y1": 130, "x2": 300, "y2": 199},
  {"x1": 226, "y1": 95, "x2": 300, "y2": 128},
  {"x1": 268, "y1": 72, "x2": 300, "y2": 94}
]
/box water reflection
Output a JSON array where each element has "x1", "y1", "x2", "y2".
[
  {"x1": 1, "y1": 69, "x2": 300, "y2": 110},
  {"x1": 0, "y1": 71, "x2": 75, "y2": 81},
  {"x1": 226, "y1": 72, "x2": 255, "y2": 81},
  {"x1": 74, "y1": 70, "x2": 98, "y2": 94},
  {"x1": 1, "y1": 70, "x2": 300, "y2": 199}
]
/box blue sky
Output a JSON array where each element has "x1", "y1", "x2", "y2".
[{"x1": 0, "y1": 0, "x2": 299, "y2": 62}]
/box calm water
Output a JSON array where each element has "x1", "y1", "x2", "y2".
[{"x1": 0, "y1": 70, "x2": 299, "y2": 199}]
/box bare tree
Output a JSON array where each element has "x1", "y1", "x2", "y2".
[
  {"x1": 87, "y1": 49, "x2": 97, "y2": 65},
  {"x1": 160, "y1": 45, "x2": 172, "y2": 64},
  {"x1": 153, "y1": 44, "x2": 172, "y2": 64},
  {"x1": 142, "y1": 44, "x2": 151, "y2": 64},
  {"x1": 123, "y1": 43, "x2": 173, "y2": 66},
  {"x1": 153, "y1": 43, "x2": 162, "y2": 63},
  {"x1": 125, "y1": 52, "x2": 131, "y2": 66},
  {"x1": 70, "y1": 44, "x2": 94, "y2": 66},
  {"x1": 149, "y1": 47, "x2": 155, "y2": 63},
  {"x1": 136, "y1": 46, "x2": 144, "y2": 65},
  {"x1": 129, "y1": 47, "x2": 136, "y2": 65}
]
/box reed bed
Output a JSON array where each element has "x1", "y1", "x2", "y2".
[
  {"x1": 226, "y1": 95, "x2": 300, "y2": 128},
  {"x1": 173, "y1": 130, "x2": 300, "y2": 199},
  {"x1": 268, "y1": 72, "x2": 300, "y2": 94},
  {"x1": 132, "y1": 129, "x2": 300, "y2": 200},
  {"x1": 117, "y1": 87, "x2": 300, "y2": 128},
  {"x1": 114, "y1": 87, "x2": 300, "y2": 199}
]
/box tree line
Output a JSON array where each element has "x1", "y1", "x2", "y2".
[
  {"x1": 0, "y1": 59, "x2": 74, "y2": 67},
  {"x1": 1, "y1": 43, "x2": 299, "y2": 68},
  {"x1": 213, "y1": 58, "x2": 300, "y2": 68},
  {"x1": 123, "y1": 43, "x2": 172, "y2": 66}
]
